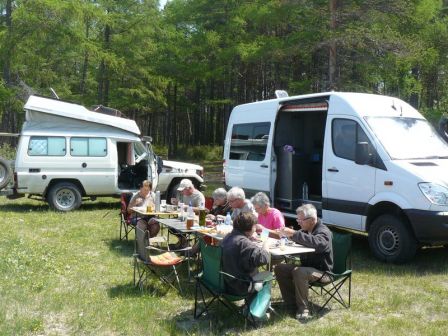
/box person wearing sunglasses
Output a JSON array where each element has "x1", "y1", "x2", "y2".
[{"x1": 274, "y1": 203, "x2": 333, "y2": 322}]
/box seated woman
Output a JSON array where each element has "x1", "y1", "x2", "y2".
[
  {"x1": 206, "y1": 187, "x2": 231, "y2": 221},
  {"x1": 128, "y1": 180, "x2": 160, "y2": 238},
  {"x1": 251, "y1": 192, "x2": 285, "y2": 236},
  {"x1": 221, "y1": 213, "x2": 270, "y2": 296}
]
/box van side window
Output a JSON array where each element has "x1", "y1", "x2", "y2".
[
  {"x1": 70, "y1": 137, "x2": 107, "y2": 157},
  {"x1": 332, "y1": 119, "x2": 370, "y2": 161},
  {"x1": 28, "y1": 136, "x2": 66, "y2": 156},
  {"x1": 230, "y1": 122, "x2": 270, "y2": 161}
]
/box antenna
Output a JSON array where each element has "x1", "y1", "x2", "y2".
[
  {"x1": 50, "y1": 88, "x2": 60, "y2": 100},
  {"x1": 275, "y1": 90, "x2": 289, "y2": 98},
  {"x1": 391, "y1": 100, "x2": 396, "y2": 111}
]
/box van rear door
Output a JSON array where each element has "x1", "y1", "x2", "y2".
[{"x1": 224, "y1": 102, "x2": 278, "y2": 196}]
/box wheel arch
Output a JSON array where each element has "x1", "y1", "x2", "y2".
[
  {"x1": 44, "y1": 179, "x2": 86, "y2": 199},
  {"x1": 366, "y1": 201, "x2": 416, "y2": 239}
]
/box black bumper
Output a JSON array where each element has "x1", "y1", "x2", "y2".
[{"x1": 405, "y1": 209, "x2": 448, "y2": 244}]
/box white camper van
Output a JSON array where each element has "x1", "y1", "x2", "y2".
[
  {"x1": 223, "y1": 92, "x2": 448, "y2": 263},
  {"x1": 0, "y1": 95, "x2": 204, "y2": 211}
]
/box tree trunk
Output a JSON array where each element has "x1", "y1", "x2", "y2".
[{"x1": 329, "y1": 0, "x2": 337, "y2": 90}]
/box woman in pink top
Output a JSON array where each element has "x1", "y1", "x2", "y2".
[{"x1": 251, "y1": 192, "x2": 285, "y2": 232}]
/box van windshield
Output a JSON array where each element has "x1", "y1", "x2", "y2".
[
  {"x1": 365, "y1": 117, "x2": 448, "y2": 160},
  {"x1": 134, "y1": 141, "x2": 148, "y2": 163}
]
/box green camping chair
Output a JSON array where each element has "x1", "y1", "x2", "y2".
[
  {"x1": 309, "y1": 231, "x2": 352, "y2": 313},
  {"x1": 193, "y1": 238, "x2": 274, "y2": 326}
]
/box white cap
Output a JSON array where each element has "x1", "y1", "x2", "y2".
[{"x1": 177, "y1": 179, "x2": 194, "y2": 191}]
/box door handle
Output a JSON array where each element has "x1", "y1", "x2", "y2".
[
  {"x1": 327, "y1": 167, "x2": 339, "y2": 172},
  {"x1": 260, "y1": 164, "x2": 268, "y2": 168}
]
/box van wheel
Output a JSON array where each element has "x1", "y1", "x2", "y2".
[
  {"x1": 0, "y1": 157, "x2": 13, "y2": 190},
  {"x1": 368, "y1": 214, "x2": 417, "y2": 264},
  {"x1": 48, "y1": 182, "x2": 82, "y2": 211}
]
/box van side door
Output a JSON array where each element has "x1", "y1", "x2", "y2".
[{"x1": 323, "y1": 117, "x2": 377, "y2": 230}]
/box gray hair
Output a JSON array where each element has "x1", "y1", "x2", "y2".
[
  {"x1": 212, "y1": 187, "x2": 227, "y2": 201},
  {"x1": 296, "y1": 203, "x2": 317, "y2": 220},
  {"x1": 227, "y1": 186, "x2": 245, "y2": 200},
  {"x1": 251, "y1": 192, "x2": 270, "y2": 207}
]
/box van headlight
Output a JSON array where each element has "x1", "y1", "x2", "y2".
[{"x1": 418, "y1": 183, "x2": 448, "y2": 205}]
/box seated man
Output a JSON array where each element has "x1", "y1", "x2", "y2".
[
  {"x1": 128, "y1": 180, "x2": 160, "y2": 238},
  {"x1": 274, "y1": 204, "x2": 333, "y2": 321},
  {"x1": 221, "y1": 213, "x2": 270, "y2": 296},
  {"x1": 227, "y1": 186, "x2": 257, "y2": 220},
  {"x1": 172, "y1": 178, "x2": 205, "y2": 210}
]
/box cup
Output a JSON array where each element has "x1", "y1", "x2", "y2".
[
  {"x1": 186, "y1": 217, "x2": 194, "y2": 230},
  {"x1": 279, "y1": 238, "x2": 286, "y2": 251},
  {"x1": 161, "y1": 199, "x2": 166, "y2": 206},
  {"x1": 147, "y1": 204, "x2": 154, "y2": 213},
  {"x1": 166, "y1": 204, "x2": 173, "y2": 212}
]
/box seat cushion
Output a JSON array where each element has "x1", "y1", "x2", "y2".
[{"x1": 150, "y1": 252, "x2": 183, "y2": 266}]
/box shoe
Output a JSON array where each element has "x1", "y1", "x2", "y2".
[{"x1": 295, "y1": 309, "x2": 312, "y2": 322}]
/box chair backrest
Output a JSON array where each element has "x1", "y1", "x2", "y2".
[
  {"x1": 120, "y1": 192, "x2": 133, "y2": 218},
  {"x1": 199, "y1": 238, "x2": 224, "y2": 291},
  {"x1": 205, "y1": 197, "x2": 214, "y2": 211},
  {"x1": 135, "y1": 226, "x2": 149, "y2": 262},
  {"x1": 331, "y1": 231, "x2": 352, "y2": 274}
]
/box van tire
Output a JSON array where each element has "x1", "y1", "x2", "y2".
[
  {"x1": 48, "y1": 182, "x2": 82, "y2": 211},
  {"x1": 0, "y1": 157, "x2": 13, "y2": 190},
  {"x1": 368, "y1": 214, "x2": 417, "y2": 264}
]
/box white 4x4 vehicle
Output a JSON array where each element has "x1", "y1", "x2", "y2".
[
  {"x1": 0, "y1": 95, "x2": 204, "y2": 210},
  {"x1": 157, "y1": 160, "x2": 205, "y2": 201}
]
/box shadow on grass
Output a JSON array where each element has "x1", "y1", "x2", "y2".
[
  {"x1": 351, "y1": 234, "x2": 448, "y2": 275},
  {"x1": 0, "y1": 199, "x2": 118, "y2": 213},
  {"x1": 0, "y1": 202, "x2": 50, "y2": 212},
  {"x1": 105, "y1": 238, "x2": 135, "y2": 257}
]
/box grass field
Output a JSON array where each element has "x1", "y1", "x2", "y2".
[{"x1": 1, "y1": 177, "x2": 448, "y2": 334}]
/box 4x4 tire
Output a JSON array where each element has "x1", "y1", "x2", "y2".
[
  {"x1": 368, "y1": 214, "x2": 417, "y2": 264},
  {"x1": 0, "y1": 157, "x2": 13, "y2": 190},
  {"x1": 47, "y1": 182, "x2": 82, "y2": 211}
]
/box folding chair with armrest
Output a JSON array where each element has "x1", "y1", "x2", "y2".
[
  {"x1": 309, "y1": 230, "x2": 352, "y2": 313},
  {"x1": 133, "y1": 226, "x2": 191, "y2": 294},
  {"x1": 119, "y1": 192, "x2": 134, "y2": 240},
  {"x1": 194, "y1": 238, "x2": 274, "y2": 326}
]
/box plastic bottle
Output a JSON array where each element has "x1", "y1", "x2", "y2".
[
  {"x1": 198, "y1": 202, "x2": 206, "y2": 226},
  {"x1": 155, "y1": 190, "x2": 161, "y2": 212},
  {"x1": 225, "y1": 212, "x2": 232, "y2": 226},
  {"x1": 302, "y1": 182, "x2": 308, "y2": 200}
]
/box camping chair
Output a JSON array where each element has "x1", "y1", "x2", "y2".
[
  {"x1": 119, "y1": 192, "x2": 134, "y2": 240},
  {"x1": 194, "y1": 238, "x2": 274, "y2": 326},
  {"x1": 133, "y1": 226, "x2": 191, "y2": 294},
  {"x1": 309, "y1": 231, "x2": 352, "y2": 313}
]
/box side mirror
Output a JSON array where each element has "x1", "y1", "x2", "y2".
[{"x1": 355, "y1": 142, "x2": 370, "y2": 165}]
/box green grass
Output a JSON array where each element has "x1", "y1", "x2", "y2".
[{"x1": 1, "y1": 195, "x2": 448, "y2": 335}]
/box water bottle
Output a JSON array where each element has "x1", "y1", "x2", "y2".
[
  {"x1": 155, "y1": 190, "x2": 161, "y2": 212},
  {"x1": 225, "y1": 212, "x2": 232, "y2": 226},
  {"x1": 199, "y1": 202, "x2": 206, "y2": 226},
  {"x1": 302, "y1": 182, "x2": 308, "y2": 200}
]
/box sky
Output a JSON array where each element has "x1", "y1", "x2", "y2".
[{"x1": 159, "y1": 0, "x2": 168, "y2": 9}]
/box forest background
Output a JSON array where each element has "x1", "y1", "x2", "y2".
[{"x1": 1, "y1": 0, "x2": 448, "y2": 157}]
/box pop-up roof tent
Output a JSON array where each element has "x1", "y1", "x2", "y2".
[{"x1": 22, "y1": 95, "x2": 141, "y2": 140}]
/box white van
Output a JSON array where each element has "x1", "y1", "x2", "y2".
[
  {"x1": 0, "y1": 95, "x2": 204, "y2": 211},
  {"x1": 223, "y1": 92, "x2": 448, "y2": 263}
]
